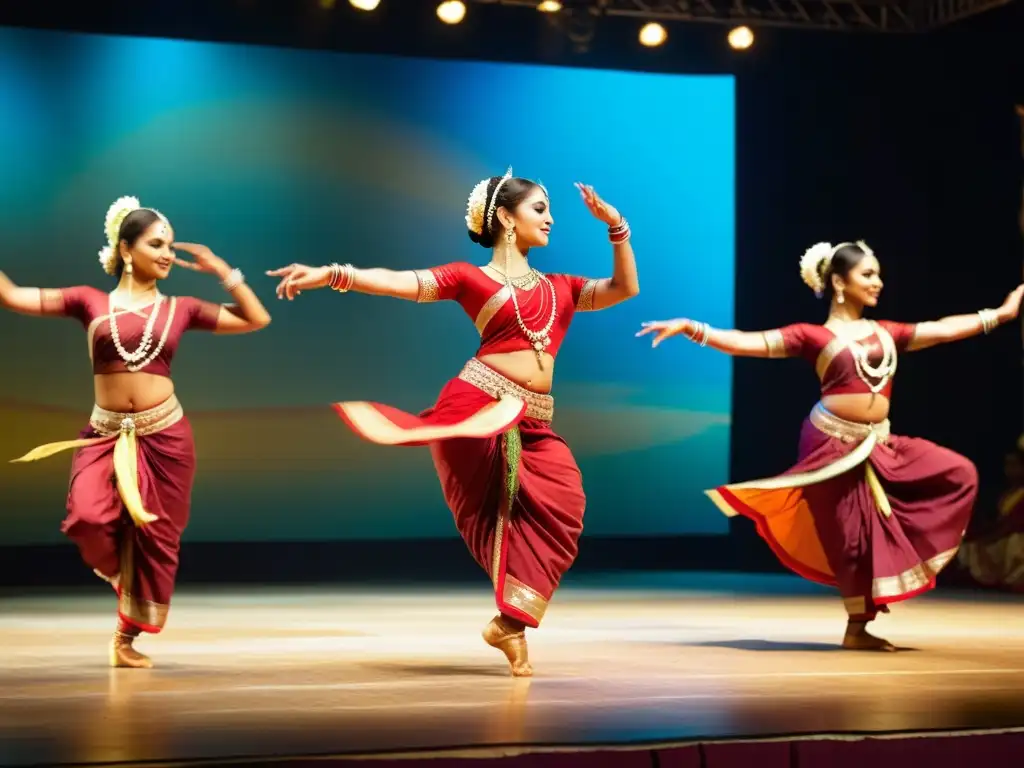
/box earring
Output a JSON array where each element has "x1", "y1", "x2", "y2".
[
  {"x1": 505, "y1": 227, "x2": 515, "y2": 246},
  {"x1": 837, "y1": 287, "x2": 845, "y2": 304},
  {"x1": 125, "y1": 261, "x2": 133, "y2": 275}
]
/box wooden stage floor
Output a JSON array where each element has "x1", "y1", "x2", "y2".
[{"x1": 2, "y1": 572, "x2": 1024, "y2": 767}]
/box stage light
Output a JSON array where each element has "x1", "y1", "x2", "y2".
[
  {"x1": 728, "y1": 25, "x2": 754, "y2": 50},
  {"x1": 639, "y1": 22, "x2": 667, "y2": 47},
  {"x1": 348, "y1": 0, "x2": 380, "y2": 10},
  {"x1": 537, "y1": 0, "x2": 562, "y2": 11},
  {"x1": 437, "y1": 1, "x2": 466, "y2": 24}
]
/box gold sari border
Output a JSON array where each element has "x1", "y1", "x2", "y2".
[
  {"x1": 503, "y1": 574, "x2": 549, "y2": 625},
  {"x1": 475, "y1": 285, "x2": 512, "y2": 334},
  {"x1": 336, "y1": 396, "x2": 526, "y2": 445},
  {"x1": 458, "y1": 358, "x2": 553, "y2": 422},
  {"x1": 873, "y1": 546, "x2": 959, "y2": 600}
]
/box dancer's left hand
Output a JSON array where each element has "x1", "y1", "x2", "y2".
[
  {"x1": 173, "y1": 242, "x2": 231, "y2": 279},
  {"x1": 998, "y1": 283, "x2": 1024, "y2": 323},
  {"x1": 575, "y1": 183, "x2": 622, "y2": 227}
]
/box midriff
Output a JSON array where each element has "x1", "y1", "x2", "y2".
[
  {"x1": 93, "y1": 372, "x2": 176, "y2": 413},
  {"x1": 821, "y1": 392, "x2": 891, "y2": 425},
  {"x1": 477, "y1": 350, "x2": 555, "y2": 394}
]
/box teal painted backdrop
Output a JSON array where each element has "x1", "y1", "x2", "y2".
[{"x1": 0, "y1": 27, "x2": 735, "y2": 543}]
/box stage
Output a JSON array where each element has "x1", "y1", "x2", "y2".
[{"x1": 2, "y1": 572, "x2": 1024, "y2": 767}]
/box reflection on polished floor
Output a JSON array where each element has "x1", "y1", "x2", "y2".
[{"x1": 1, "y1": 573, "x2": 1023, "y2": 767}]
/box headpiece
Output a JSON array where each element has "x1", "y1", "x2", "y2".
[
  {"x1": 465, "y1": 167, "x2": 513, "y2": 236},
  {"x1": 97, "y1": 196, "x2": 167, "y2": 276},
  {"x1": 799, "y1": 239, "x2": 874, "y2": 298}
]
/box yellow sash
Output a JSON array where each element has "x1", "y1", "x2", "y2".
[{"x1": 10, "y1": 397, "x2": 183, "y2": 527}]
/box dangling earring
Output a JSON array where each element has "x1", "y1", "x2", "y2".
[
  {"x1": 505, "y1": 226, "x2": 516, "y2": 247},
  {"x1": 837, "y1": 287, "x2": 845, "y2": 304},
  {"x1": 125, "y1": 261, "x2": 133, "y2": 276}
]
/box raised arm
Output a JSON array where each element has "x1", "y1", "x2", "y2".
[
  {"x1": 636, "y1": 317, "x2": 807, "y2": 359},
  {"x1": 572, "y1": 183, "x2": 640, "y2": 312},
  {"x1": 266, "y1": 262, "x2": 463, "y2": 304},
  {"x1": 906, "y1": 284, "x2": 1024, "y2": 351},
  {"x1": 171, "y1": 243, "x2": 271, "y2": 335}
]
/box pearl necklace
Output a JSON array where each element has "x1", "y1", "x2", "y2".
[
  {"x1": 108, "y1": 293, "x2": 178, "y2": 372},
  {"x1": 498, "y1": 253, "x2": 557, "y2": 368},
  {"x1": 838, "y1": 321, "x2": 897, "y2": 394}
]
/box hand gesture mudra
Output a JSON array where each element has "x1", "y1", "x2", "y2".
[
  {"x1": 265, "y1": 263, "x2": 331, "y2": 300},
  {"x1": 173, "y1": 243, "x2": 230, "y2": 278},
  {"x1": 998, "y1": 283, "x2": 1024, "y2": 323},
  {"x1": 575, "y1": 182, "x2": 622, "y2": 227},
  {"x1": 635, "y1": 318, "x2": 694, "y2": 348}
]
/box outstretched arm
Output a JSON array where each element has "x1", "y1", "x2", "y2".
[
  {"x1": 266, "y1": 263, "x2": 444, "y2": 303},
  {"x1": 0, "y1": 271, "x2": 62, "y2": 317},
  {"x1": 636, "y1": 318, "x2": 791, "y2": 358},
  {"x1": 573, "y1": 183, "x2": 639, "y2": 312},
  {"x1": 908, "y1": 283, "x2": 1024, "y2": 351}
]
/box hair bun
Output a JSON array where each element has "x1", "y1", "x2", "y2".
[{"x1": 799, "y1": 242, "x2": 834, "y2": 297}]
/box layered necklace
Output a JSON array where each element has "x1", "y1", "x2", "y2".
[
  {"x1": 490, "y1": 243, "x2": 558, "y2": 369},
  {"x1": 835, "y1": 320, "x2": 897, "y2": 394},
  {"x1": 108, "y1": 283, "x2": 177, "y2": 373}
]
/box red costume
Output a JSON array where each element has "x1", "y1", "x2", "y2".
[
  {"x1": 12, "y1": 286, "x2": 220, "y2": 633},
  {"x1": 706, "y1": 320, "x2": 978, "y2": 620},
  {"x1": 335, "y1": 262, "x2": 598, "y2": 627}
]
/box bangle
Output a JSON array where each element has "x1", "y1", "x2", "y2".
[
  {"x1": 327, "y1": 263, "x2": 355, "y2": 292},
  {"x1": 687, "y1": 320, "x2": 711, "y2": 347},
  {"x1": 609, "y1": 216, "x2": 630, "y2": 244},
  {"x1": 978, "y1": 308, "x2": 999, "y2": 334},
  {"x1": 222, "y1": 268, "x2": 244, "y2": 292}
]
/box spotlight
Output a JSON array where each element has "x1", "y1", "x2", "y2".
[
  {"x1": 639, "y1": 22, "x2": 667, "y2": 47},
  {"x1": 348, "y1": 0, "x2": 380, "y2": 9},
  {"x1": 727, "y1": 26, "x2": 754, "y2": 50},
  {"x1": 537, "y1": 0, "x2": 562, "y2": 10},
  {"x1": 437, "y1": 1, "x2": 466, "y2": 24}
]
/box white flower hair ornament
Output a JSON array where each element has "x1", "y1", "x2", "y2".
[
  {"x1": 799, "y1": 242, "x2": 835, "y2": 298},
  {"x1": 465, "y1": 166, "x2": 513, "y2": 236},
  {"x1": 98, "y1": 196, "x2": 142, "y2": 276}
]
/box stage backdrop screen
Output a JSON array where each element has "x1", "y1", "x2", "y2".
[{"x1": 0, "y1": 27, "x2": 735, "y2": 544}]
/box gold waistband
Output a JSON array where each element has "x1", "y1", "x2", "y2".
[
  {"x1": 810, "y1": 402, "x2": 890, "y2": 444},
  {"x1": 90, "y1": 395, "x2": 184, "y2": 437},
  {"x1": 458, "y1": 359, "x2": 554, "y2": 423}
]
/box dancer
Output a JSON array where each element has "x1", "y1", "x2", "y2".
[
  {"x1": 1, "y1": 196, "x2": 271, "y2": 668},
  {"x1": 638, "y1": 240, "x2": 1022, "y2": 651},
  {"x1": 267, "y1": 170, "x2": 639, "y2": 675}
]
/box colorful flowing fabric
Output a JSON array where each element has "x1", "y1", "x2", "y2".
[
  {"x1": 11, "y1": 396, "x2": 196, "y2": 632},
  {"x1": 336, "y1": 358, "x2": 585, "y2": 628},
  {"x1": 706, "y1": 403, "x2": 978, "y2": 618},
  {"x1": 958, "y1": 488, "x2": 1024, "y2": 591}
]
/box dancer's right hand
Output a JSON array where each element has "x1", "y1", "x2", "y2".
[
  {"x1": 266, "y1": 263, "x2": 330, "y2": 300},
  {"x1": 635, "y1": 318, "x2": 693, "y2": 347}
]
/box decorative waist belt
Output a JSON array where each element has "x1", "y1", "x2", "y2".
[
  {"x1": 10, "y1": 395, "x2": 185, "y2": 527},
  {"x1": 809, "y1": 402, "x2": 890, "y2": 444},
  {"x1": 89, "y1": 397, "x2": 184, "y2": 437},
  {"x1": 458, "y1": 358, "x2": 554, "y2": 423}
]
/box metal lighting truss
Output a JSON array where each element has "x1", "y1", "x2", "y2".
[{"x1": 466, "y1": 0, "x2": 1015, "y2": 33}]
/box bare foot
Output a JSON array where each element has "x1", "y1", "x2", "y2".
[
  {"x1": 109, "y1": 631, "x2": 154, "y2": 669},
  {"x1": 843, "y1": 622, "x2": 896, "y2": 652},
  {"x1": 482, "y1": 615, "x2": 533, "y2": 677}
]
